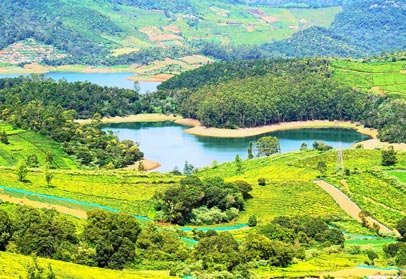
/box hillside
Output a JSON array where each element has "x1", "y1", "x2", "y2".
[
  {"x1": 0, "y1": 0, "x2": 340, "y2": 65},
  {"x1": 0, "y1": 144, "x2": 405, "y2": 277},
  {"x1": 155, "y1": 58, "x2": 406, "y2": 143}
]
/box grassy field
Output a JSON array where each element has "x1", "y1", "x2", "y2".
[
  {"x1": 0, "y1": 168, "x2": 179, "y2": 219},
  {"x1": 332, "y1": 60, "x2": 406, "y2": 98},
  {"x1": 388, "y1": 170, "x2": 406, "y2": 183},
  {"x1": 0, "y1": 251, "x2": 171, "y2": 279},
  {"x1": 0, "y1": 122, "x2": 77, "y2": 169}
]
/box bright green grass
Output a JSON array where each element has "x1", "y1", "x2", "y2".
[
  {"x1": 388, "y1": 170, "x2": 406, "y2": 183},
  {"x1": 0, "y1": 251, "x2": 171, "y2": 279},
  {"x1": 298, "y1": 149, "x2": 406, "y2": 229},
  {"x1": 0, "y1": 122, "x2": 77, "y2": 169},
  {"x1": 0, "y1": 168, "x2": 179, "y2": 218},
  {"x1": 332, "y1": 60, "x2": 406, "y2": 97},
  {"x1": 200, "y1": 152, "x2": 357, "y2": 228}
]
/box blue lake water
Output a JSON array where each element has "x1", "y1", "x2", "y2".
[
  {"x1": 0, "y1": 72, "x2": 160, "y2": 94},
  {"x1": 103, "y1": 122, "x2": 370, "y2": 172}
]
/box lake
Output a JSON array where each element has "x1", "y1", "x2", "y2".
[
  {"x1": 103, "y1": 122, "x2": 370, "y2": 172},
  {"x1": 0, "y1": 72, "x2": 160, "y2": 94}
]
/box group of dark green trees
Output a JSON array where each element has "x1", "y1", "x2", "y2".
[
  {"x1": 153, "y1": 58, "x2": 406, "y2": 143},
  {"x1": 0, "y1": 203, "x2": 351, "y2": 277},
  {"x1": 154, "y1": 176, "x2": 252, "y2": 225},
  {"x1": 0, "y1": 77, "x2": 144, "y2": 168}
]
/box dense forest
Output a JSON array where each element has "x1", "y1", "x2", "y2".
[
  {"x1": 0, "y1": 76, "x2": 142, "y2": 119},
  {"x1": 155, "y1": 58, "x2": 406, "y2": 143},
  {"x1": 0, "y1": 77, "x2": 143, "y2": 168}
]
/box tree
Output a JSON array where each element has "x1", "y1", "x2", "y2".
[
  {"x1": 195, "y1": 233, "x2": 241, "y2": 271},
  {"x1": 366, "y1": 250, "x2": 378, "y2": 265},
  {"x1": 26, "y1": 256, "x2": 55, "y2": 279},
  {"x1": 317, "y1": 161, "x2": 327, "y2": 176},
  {"x1": 26, "y1": 154, "x2": 40, "y2": 168},
  {"x1": 44, "y1": 163, "x2": 54, "y2": 187},
  {"x1": 235, "y1": 155, "x2": 243, "y2": 173},
  {"x1": 84, "y1": 210, "x2": 141, "y2": 269},
  {"x1": 242, "y1": 234, "x2": 295, "y2": 267},
  {"x1": 382, "y1": 146, "x2": 397, "y2": 166},
  {"x1": 13, "y1": 207, "x2": 78, "y2": 258},
  {"x1": 45, "y1": 152, "x2": 54, "y2": 165},
  {"x1": 300, "y1": 143, "x2": 308, "y2": 151},
  {"x1": 256, "y1": 136, "x2": 280, "y2": 157},
  {"x1": 247, "y1": 142, "x2": 254, "y2": 159},
  {"x1": 313, "y1": 141, "x2": 333, "y2": 152},
  {"x1": 258, "y1": 178, "x2": 266, "y2": 186},
  {"x1": 138, "y1": 160, "x2": 145, "y2": 171},
  {"x1": 0, "y1": 209, "x2": 12, "y2": 251},
  {"x1": 0, "y1": 131, "x2": 9, "y2": 145},
  {"x1": 397, "y1": 217, "x2": 406, "y2": 242},
  {"x1": 183, "y1": 161, "x2": 195, "y2": 176},
  {"x1": 248, "y1": 215, "x2": 257, "y2": 227},
  {"x1": 16, "y1": 159, "x2": 28, "y2": 182}
]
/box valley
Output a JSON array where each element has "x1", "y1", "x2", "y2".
[{"x1": 0, "y1": 1, "x2": 405, "y2": 278}]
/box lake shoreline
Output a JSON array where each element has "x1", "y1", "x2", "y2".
[
  {"x1": 76, "y1": 114, "x2": 182, "y2": 125},
  {"x1": 80, "y1": 114, "x2": 406, "y2": 152}
]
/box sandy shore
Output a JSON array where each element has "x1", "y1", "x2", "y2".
[
  {"x1": 76, "y1": 113, "x2": 182, "y2": 125},
  {"x1": 125, "y1": 159, "x2": 161, "y2": 171},
  {"x1": 181, "y1": 119, "x2": 377, "y2": 139},
  {"x1": 354, "y1": 138, "x2": 406, "y2": 151},
  {"x1": 128, "y1": 73, "x2": 174, "y2": 82}
]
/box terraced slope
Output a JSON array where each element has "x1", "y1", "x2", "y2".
[
  {"x1": 332, "y1": 60, "x2": 406, "y2": 98},
  {"x1": 0, "y1": 122, "x2": 77, "y2": 169}
]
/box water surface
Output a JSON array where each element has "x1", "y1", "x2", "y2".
[
  {"x1": 0, "y1": 72, "x2": 160, "y2": 94},
  {"x1": 103, "y1": 122, "x2": 370, "y2": 172}
]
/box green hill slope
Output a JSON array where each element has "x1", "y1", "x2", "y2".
[
  {"x1": 0, "y1": 251, "x2": 170, "y2": 279},
  {"x1": 0, "y1": 0, "x2": 341, "y2": 64},
  {"x1": 0, "y1": 122, "x2": 77, "y2": 169}
]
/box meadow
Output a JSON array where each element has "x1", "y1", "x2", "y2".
[
  {"x1": 0, "y1": 251, "x2": 171, "y2": 279},
  {"x1": 0, "y1": 122, "x2": 77, "y2": 169}
]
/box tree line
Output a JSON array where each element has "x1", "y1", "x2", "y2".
[
  {"x1": 0, "y1": 76, "x2": 142, "y2": 119},
  {"x1": 0, "y1": 203, "x2": 379, "y2": 277}
]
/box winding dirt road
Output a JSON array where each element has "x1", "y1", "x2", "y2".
[{"x1": 314, "y1": 180, "x2": 398, "y2": 236}]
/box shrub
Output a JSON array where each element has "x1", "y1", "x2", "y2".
[
  {"x1": 258, "y1": 178, "x2": 266, "y2": 186},
  {"x1": 382, "y1": 146, "x2": 397, "y2": 166},
  {"x1": 248, "y1": 215, "x2": 257, "y2": 227}
]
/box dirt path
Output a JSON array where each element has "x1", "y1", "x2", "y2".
[
  {"x1": 314, "y1": 180, "x2": 397, "y2": 236},
  {"x1": 0, "y1": 193, "x2": 87, "y2": 218}
]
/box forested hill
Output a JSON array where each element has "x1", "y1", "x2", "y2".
[{"x1": 154, "y1": 58, "x2": 406, "y2": 143}]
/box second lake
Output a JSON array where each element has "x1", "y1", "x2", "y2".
[{"x1": 0, "y1": 72, "x2": 160, "y2": 94}]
